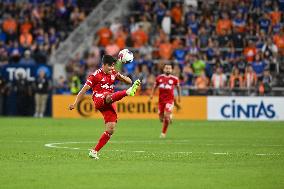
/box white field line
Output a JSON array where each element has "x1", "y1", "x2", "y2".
[{"x1": 44, "y1": 141, "x2": 282, "y2": 156}]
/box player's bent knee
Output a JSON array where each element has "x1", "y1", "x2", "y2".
[{"x1": 106, "y1": 122, "x2": 116, "y2": 134}]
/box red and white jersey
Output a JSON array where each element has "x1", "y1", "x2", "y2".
[
  {"x1": 85, "y1": 68, "x2": 118, "y2": 95},
  {"x1": 154, "y1": 74, "x2": 179, "y2": 103}
]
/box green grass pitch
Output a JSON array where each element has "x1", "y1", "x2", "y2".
[{"x1": 0, "y1": 118, "x2": 284, "y2": 189}]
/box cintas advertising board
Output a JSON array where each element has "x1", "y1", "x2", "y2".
[{"x1": 207, "y1": 97, "x2": 284, "y2": 121}]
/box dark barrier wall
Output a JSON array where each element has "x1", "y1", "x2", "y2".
[{"x1": 0, "y1": 64, "x2": 53, "y2": 116}]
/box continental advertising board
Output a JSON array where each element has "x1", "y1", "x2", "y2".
[
  {"x1": 52, "y1": 95, "x2": 207, "y2": 120},
  {"x1": 207, "y1": 97, "x2": 284, "y2": 121}
]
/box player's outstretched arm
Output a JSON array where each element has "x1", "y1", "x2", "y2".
[
  {"x1": 69, "y1": 84, "x2": 91, "y2": 110},
  {"x1": 116, "y1": 72, "x2": 132, "y2": 85}
]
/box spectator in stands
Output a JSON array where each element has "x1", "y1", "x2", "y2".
[
  {"x1": 33, "y1": 44, "x2": 48, "y2": 64},
  {"x1": 2, "y1": 14, "x2": 18, "y2": 42},
  {"x1": 131, "y1": 24, "x2": 148, "y2": 48},
  {"x1": 8, "y1": 41, "x2": 23, "y2": 64},
  {"x1": 54, "y1": 76, "x2": 69, "y2": 94},
  {"x1": 260, "y1": 69, "x2": 273, "y2": 95},
  {"x1": 19, "y1": 31, "x2": 33, "y2": 48},
  {"x1": 19, "y1": 50, "x2": 36, "y2": 65},
  {"x1": 244, "y1": 65, "x2": 258, "y2": 95},
  {"x1": 216, "y1": 12, "x2": 232, "y2": 36},
  {"x1": 192, "y1": 54, "x2": 206, "y2": 76},
  {"x1": 70, "y1": 6, "x2": 86, "y2": 27},
  {"x1": 171, "y1": 2, "x2": 183, "y2": 26},
  {"x1": 34, "y1": 69, "x2": 50, "y2": 118},
  {"x1": 110, "y1": 17, "x2": 122, "y2": 38},
  {"x1": 161, "y1": 11, "x2": 171, "y2": 35},
  {"x1": 105, "y1": 38, "x2": 120, "y2": 56},
  {"x1": 257, "y1": 13, "x2": 271, "y2": 34},
  {"x1": 243, "y1": 40, "x2": 257, "y2": 63},
  {"x1": 230, "y1": 67, "x2": 244, "y2": 95},
  {"x1": 158, "y1": 36, "x2": 172, "y2": 60},
  {"x1": 211, "y1": 67, "x2": 227, "y2": 95},
  {"x1": 96, "y1": 22, "x2": 112, "y2": 47},
  {"x1": 115, "y1": 26, "x2": 127, "y2": 50},
  {"x1": 251, "y1": 53, "x2": 268, "y2": 79},
  {"x1": 139, "y1": 15, "x2": 152, "y2": 35},
  {"x1": 153, "y1": 1, "x2": 167, "y2": 25},
  {"x1": 195, "y1": 70, "x2": 209, "y2": 95}
]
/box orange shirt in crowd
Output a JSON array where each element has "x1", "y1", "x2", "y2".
[
  {"x1": 2, "y1": 18, "x2": 17, "y2": 33},
  {"x1": 273, "y1": 34, "x2": 284, "y2": 55},
  {"x1": 159, "y1": 42, "x2": 173, "y2": 60},
  {"x1": 270, "y1": 11, "x2": 281, "y2": 25},
  {"x1": 115, "y1": 30, "x2": 126, "y2": 49},
  {"x1": 273, "y1": 34, "x2": 284, "y2": 48},
  {"x1": 195, "y1": 76, "x2": 209, "y2": 89},
  {"x1": 19, "y1": 32, "x2": 33, "y2": 47},
  {"x1": 171, "y1": 6, "x2": 182, "y2": 24},
  {"x1": 96, "y1": 27, "x2": 112, "y2": 47},
  {"x1": 216, "y1": 19, "x2": 232, "y2": 35},
  {"x1": 20, "y1": 22, "x2": 32, "y2": 34},
  {"x1": 131, "y1": 28, "x2": 148, "y2": 48},
  {"x1": 243, "y1": 47, "x2": 257, "y2": 62}
]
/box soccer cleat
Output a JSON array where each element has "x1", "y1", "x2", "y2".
[
  {"x1": 126, "y1": 79, "x2": 141, "y2": 96},
  {"x1": 89, "y1": 150, "x2": 99, "y2": 159},
  {"x1": 160, "y1": 133, "x2": 166, "y2": 138}
]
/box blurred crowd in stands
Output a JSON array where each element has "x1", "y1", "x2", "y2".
[
  {"x1": 64, "y1": 0, "x2": 284, "y2": 96},
  {"x1": 0, "y1": 0, "x2": 98, "y2": 116},
  {"x1": 0, "y1": 0, "x2": 284, "y2": 99}
]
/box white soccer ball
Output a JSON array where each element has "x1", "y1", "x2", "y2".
[{"x1": 117, "y1": 49, "x2": 134, "y2": 64}]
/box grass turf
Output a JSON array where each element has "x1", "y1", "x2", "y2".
[{"x1": 0, "y1": 118, "x2": 284, "y2": 189}]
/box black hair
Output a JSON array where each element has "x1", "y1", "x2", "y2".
[
  {"x1": 102, "y1": 55, "x2": 116, "y2": 65},
  {"x1": 163, "y1": 63, "x2": 173, "y2": 68}
]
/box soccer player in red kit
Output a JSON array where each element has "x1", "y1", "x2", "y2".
[
  {"x1": 69, "y1": 55, "x2": 141, "y2": 159},
  {"x1": 149, "y1": 64, "x2": 181, "y2": 138}
]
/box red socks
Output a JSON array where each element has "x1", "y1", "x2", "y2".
[
  {"x1": 162, "y1": 117, "x2": 169, "y2": 134},
  {"x1": 94, "y1": 131, "x2": 112, "y2": 152},
  {"x1": 110, "y1": 90, "x2": 127, "y2": 102}
]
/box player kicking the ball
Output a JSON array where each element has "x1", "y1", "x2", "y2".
[
  {"x1": 69, "y1": 55, "x2": 141, "y2": 159},
  {"x1": 149, "y1": 63, "x2": 181, "y2": 138}
]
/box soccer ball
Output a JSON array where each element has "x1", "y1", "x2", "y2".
[{"x1": 117, "y1": 49, "x2": 134, "y2": 64}]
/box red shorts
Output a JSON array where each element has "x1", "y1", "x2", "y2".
[
  {"x1": 158, "y1": 101, "x2": 174, "y2": 116},
  {"x1": 93, "y1": 93, "x2": 117, "y2": 124}
]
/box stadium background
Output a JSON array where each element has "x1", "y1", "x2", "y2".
[
  {"x1": 0, "y1": 0, "x2": 284, "y2": 120},
  {"x1": 0, "y1": 1, "x2": 284, "y2": 189}
]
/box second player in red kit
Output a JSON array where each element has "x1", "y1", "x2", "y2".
[
  {"x1": 69, "y1": 55, "x2": 141, "y2": 159},
  {"x1": 149, "y1": 64, "x2": 181, "y2": 138}
]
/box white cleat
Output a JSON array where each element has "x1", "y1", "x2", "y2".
[
  {"x1": 88, "y1": 150, "x2": 99, "y2": 159},
  {"x1": 160, "y1": 133, "x2": 166, "y2": 138}
]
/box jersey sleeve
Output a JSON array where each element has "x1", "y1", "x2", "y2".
[{"x1": 85, "y1": 74, "x2": 99, "y2": 88}]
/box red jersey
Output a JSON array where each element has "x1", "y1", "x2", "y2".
[
  {"x1": 85, "y1": 68, "x2": 118, "y2": 96},
  {"x1": 155, "y1": 74, "x2": 179, "y2": 103}
]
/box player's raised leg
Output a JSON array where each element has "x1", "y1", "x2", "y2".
[{"x1": 105, "y1": 79, "x2": 141, "y2": 104}]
